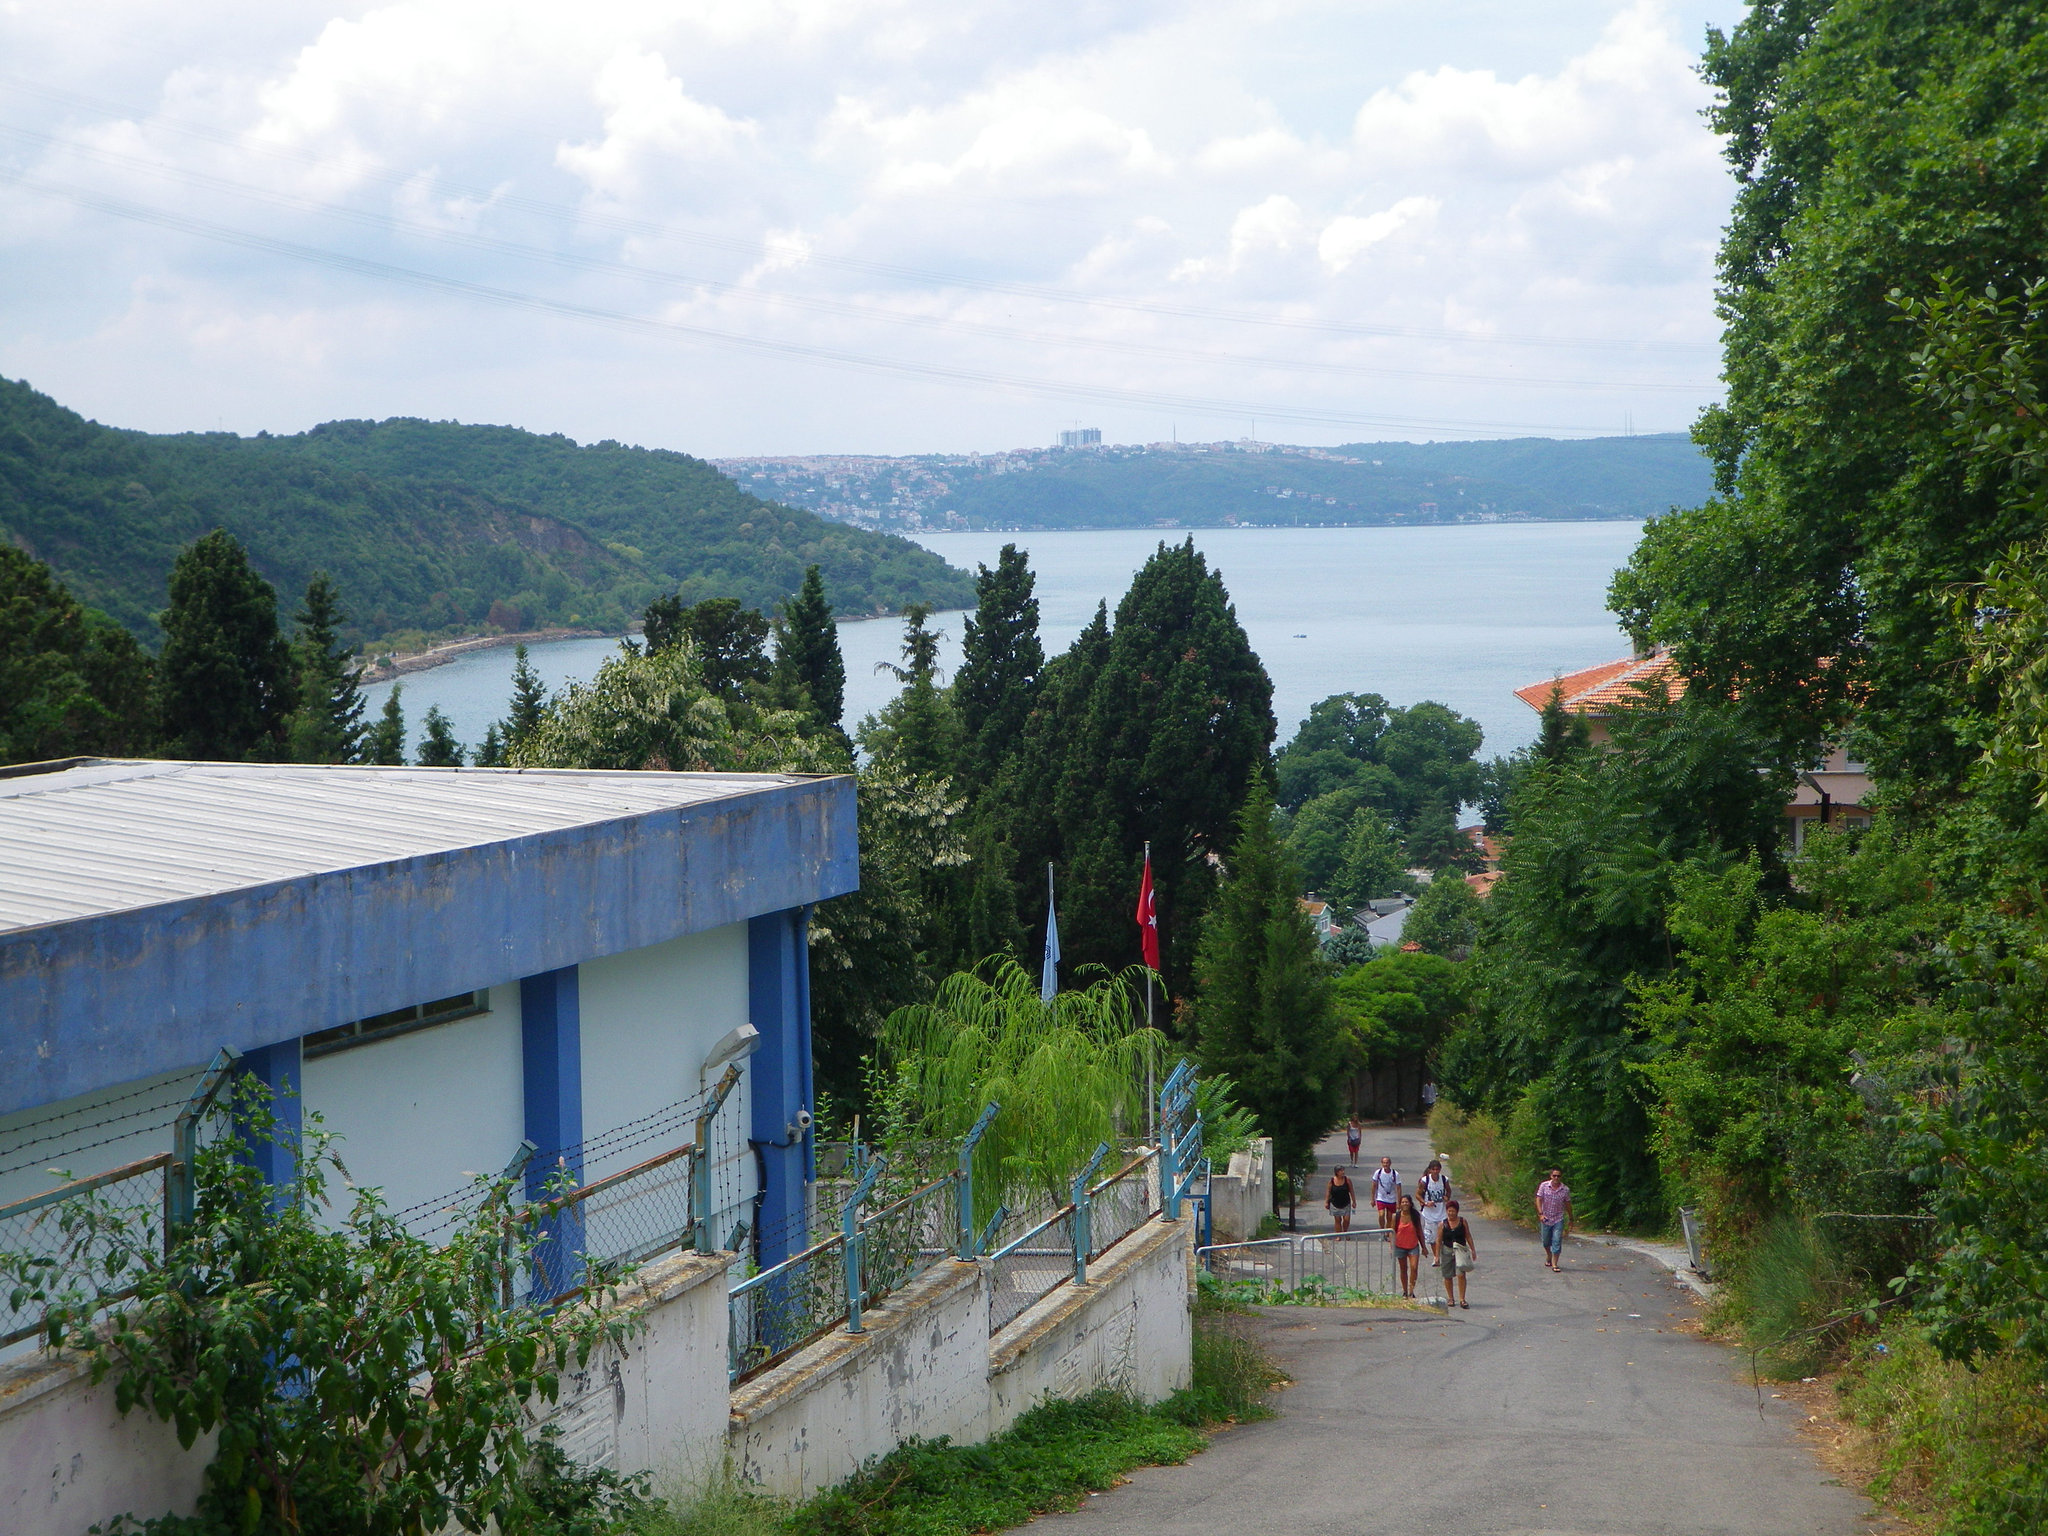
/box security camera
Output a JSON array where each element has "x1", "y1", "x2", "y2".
[{"x1": 794, "y1": 1109, "x2": 814, "y2": 1131}]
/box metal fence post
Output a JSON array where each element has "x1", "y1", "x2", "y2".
[
  {"x1": 842, "y1": 1154, "x2": 886, "y2": 1334},
  {"x1": 691, "y1": 1064, "x2": 743, "y2": 1254},
  {"x1": 1158, "y1": 1060, "x2": 1193, "y2": 1220},
  {"x1": 1071, "y1": 1142, "x2": 1110, "y2": 1285},
  {"x1": 958, "y1": 1102, "x2": 1000, "y2": 1259},
  {"x1": 168, "y1": 1048, "x2": 239, "y2": 1236}
]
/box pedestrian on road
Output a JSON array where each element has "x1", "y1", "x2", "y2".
[
  {"x1": 1418, "y1": 1160, "x2": 1450, "y2": 1255},
  {"x1": 1535, "y1": 1167, "x2": 1573, "y2": 1272},
  {"x1": 1391, "y1": 1193, "x2": 1425, "y2": 1298},
  {"x1": 1346, "y1": 1116, "x2": 1362, "y2": 1166},
  {"x1": 1325, "y1": 1166, "x2": 1356, "y2": 1233},
  {"x1": 1437, "y1": 1200, "x2": 1476, "y2": 1309},
  {"x1": 1370, "y1": 1156, "x2": 1401, "y2": 1230}
]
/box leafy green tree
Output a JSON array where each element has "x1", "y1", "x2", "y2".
[
  {"x1": 1330, "y1": 804, "x2": 1406, "y2": 910},
  {"x1": 1402, "y1": 804, "x2": 1475, "y2": 873},
  {"x1": 1332, "y1": 950, "x2": 1468, "y2": 1098},
  {"x1": 157, "y1": 529, "x2": 292, "y2": 760},
  {"x1": 953, "y1": 544, "x2": 1043, "y2": 795},
  {"x1": 0, "y1": 1081, "x2": 630, "y2": 1536},
  {"x1": 670, "y1": 596, "x2": 771, "y2": 703},
  {"x1": 1608, "y1": 0, "x2": 2048, "y2": 786},
  {"x1": 501, "y1": 643, "x2": 548, "y2": 751},
  {"x1": 365, "y1": 685, "x2": 407, "y2": 766},
  {"x1": 771, "y1": 564, "x2": 846, "y2": 729},
  {"x1": 1402, "y1": 874, "x2": 1483, "y2": 960},
  {"x1": 0, "y1": 545, "x2": 155, "y2": 764},
  {"x1": 473, "y1": 723, "x2": 508, "y2": 767},
  {"x1": 416, "y1": 705, "x2": 466, "y2": 767},
  {"x1": 284, "y1": 573, "x2": 367, "y2": 764},
  {"x1": 640, "y1": 593, "x2": 686, "y2": 654},
  {"x1": 1193, "y1": 780, "x2": 1345, "y2": 1191}
]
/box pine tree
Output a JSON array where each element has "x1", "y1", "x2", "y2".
[
  {"x1": 416, "y1": 706, "x2": 465, "y2": 767},
  {"x1": 0, "y1": 545, "x2": 155, "y2": 764},
  {"x1": 1193, "y1": 779, "x2": 1346, "y2": 1196},
  {"x1": 954, "y1": 544, "x2": 1042, "y2": 797},
  {"x1": 641, "y1": 594, "x2": 686, "y2": 655},
  {"x1": 1330, "y1": 805, "x2": 1405, "y2": 910},
  {"x1": 1536, "y1": 682, "x2": 1592, "y2": 763},
  {"x1": 501, "y1": 644, "x2": 548, "y2": 751},
  {"x1": 864, "y1": 603, "x2": 961, "y2": 780},
  {"x1": 284, "y1": 573, "x2": 367, "y2": 764},
  {"x1": 473, "y1": 723, "x2": 507, "y2": 767},
  {"x1": 157, "y1": 529, "x2": 292, "y2": 760},
  {"x1": 772, "y1": 565, "x2": 845, "y2": 728},
  {"x1": 366, "y1": 685, "x2": 406, "y2": 766}
]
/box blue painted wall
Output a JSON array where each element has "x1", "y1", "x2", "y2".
[
  {"x1": 234, "y1": 1038, "x2": 302, "y2": 1195},
  {"x1": 521, "y1": 967, "x2": 584, "y2": 1299},
  {"x1": 0, "y1": 775, "x2": 857, "y2": 1117}
]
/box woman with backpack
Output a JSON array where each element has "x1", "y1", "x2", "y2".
[
  {"x1": 1391, "y1": 1193, "x2": 1426, "y2": 1298},
  {"x1": 1437, "y1": 1199, "x2": 1478, "y2": 1309}
]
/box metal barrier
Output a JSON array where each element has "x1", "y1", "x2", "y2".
[
  {"x1": 859, "y1": 1173, "x2": 958, "y2": 1310},
  {"x1": 728, "y1": 1231, "x2": 849, "y2": 1381},
  {"x1": 987, "y1": 1204, "x2": 1077, "y2": 1335},
  {"x1": 0, "y1": 1153, "x2": 171, "y2": 1347},
  {"x1": 1197, "y1": 1228, "x2": 1398, "y2": 1301},
  {"x1": 1086, "y1": 1150, "x2": 1157, "y2": 1261}
]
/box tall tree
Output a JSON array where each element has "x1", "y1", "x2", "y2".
[
  {"x1": 284, "y1": 573, "x2": 367, "y2": 764},
  {"x1": 0, "y1": 545, "x2": 155, "y2": 765},
  {"x1": 415, "y1": 706, "x2": 465, "y2": 767},
  {"x1": 365, "y1": 686, "x2": 406, "y2": 766},
  {"x1": 157, "y1": 529, "x2": 292, "y2": 761},
  {"x1": 953, "y1": 544, "x2": 1043, "y2": 795},
  {"x1": 674, "y1": 597, "x2": 771, "y2": 704},
  {"x1": 1193, "y1": 779, "x2": 1346, "y2": 1197},
  {"x1": 772, "y1": 564, "x2": 846, "y2": 730},
  {"x1": 500, "y1": 644, "x2": 548, "y2": 752},
  {"x1": 1058, "y1": 539, "x2": 1275, "y2": 995},
  {"x1": 861, "y1": 603, "x2": 961, "y2": 780}
]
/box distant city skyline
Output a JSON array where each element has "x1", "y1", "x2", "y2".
[{"x1": 1, "y1": 1, "x2": 1744, "y2": 457}]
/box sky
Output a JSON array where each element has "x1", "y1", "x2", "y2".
[{"x1": 0, "y1": 0, "x2": 1748, "y2": 457}]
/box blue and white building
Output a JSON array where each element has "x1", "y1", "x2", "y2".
[{"x1": 0, "y1": 760, "x2": 856, "y2": 1303}]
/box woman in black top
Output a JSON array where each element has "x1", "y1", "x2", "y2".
[
  {"x1": 1325, "y1": 1166, "x2": 1356, "y2": 1233},
  {"x1": 1437, "y1": 1199, "x2": 1478, "y2": 1309}
]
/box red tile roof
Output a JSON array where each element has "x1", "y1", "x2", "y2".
[{"x1": 1515, "y1": 650, "x2": 1687, "y2": 716}]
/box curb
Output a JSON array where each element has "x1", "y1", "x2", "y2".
[{"x1": 1571, "y1": 1231, "x2": 1716, "y2": 1300}]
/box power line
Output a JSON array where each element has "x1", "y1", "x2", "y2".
[
  {"x1": 0, "y1": 171, "x2": 1690, "y2": 437},
  {"x1": 0, "y1": 73, "x2": 1720, "y2": 358}
]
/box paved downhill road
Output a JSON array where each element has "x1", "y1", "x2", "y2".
[{"x1": 1051, "y1": 1123, "x2": 1874, "y2": 1536}]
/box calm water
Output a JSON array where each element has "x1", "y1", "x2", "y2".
[{"x1": 362, "y1": 522, "x2": 1644, "y2": 762}]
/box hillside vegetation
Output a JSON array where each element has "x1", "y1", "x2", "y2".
[{"x1": 0, "y1": 378, "x2": 972, "y2": 647}]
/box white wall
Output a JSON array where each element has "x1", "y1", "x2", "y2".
[
  {"x1": 578, "y1": 924, "x2": 755, "y2": 1242},
  {"x1": 301, "y1": 990, "x2": 525, "y2": 1232},
  {"x1": 0, "y1": 1066, "x2": 202, "y2": 1208}
]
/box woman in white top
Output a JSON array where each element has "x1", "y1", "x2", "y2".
[{"x1": 1418, "y1": 1160, "x2": 1451, "y2": 1256}]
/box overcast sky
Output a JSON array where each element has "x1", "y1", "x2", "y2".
[{"x1": 0, "y1": 1, "x2": 1746, "y2": 456}]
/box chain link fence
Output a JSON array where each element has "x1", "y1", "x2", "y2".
[
  {"x1": 858, "y1": 1174, "x2": 958, "y2": 1309},
  {"x1": 0, "y1": 1154, "x2": 171, "y2": 1347},
  {"x1": 1086, "y1": 1152, "x2": 1156, "y2": 1260},
  {"x1": 728, "y1": 1232, "x2": 850, "y2": 1381},
  {"x1": 987, "y1": 1204, "x2": 1077, "y2": 1335}
]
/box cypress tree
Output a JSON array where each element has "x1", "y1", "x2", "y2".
[
  {"x1": 284, "y1": 573, "x2": 367, "y2": 764},
  {"x1": 473, "y1": 723, "x2": 507, "y2": 767},
  {"x1": 0, "y1": 545, "x2": 155, "y2": 764},
  {"x1": 1193, "y1": 779, "x2": 1346, "y2": 1201},
  {"x1": 1535, "y1": 682, "x2": 1593, "y2": 763},
  {"x1": 954, "y1": 544, "x2": 1042, "y2": 796},
  {"x1": 415, "y1": 706, "x2": 465, "y2": 767},
  {"x1": 1058, "y1": 540, "x2": 1275, "y2": 994},
  {"x1": 772, "y1": 564, "x2": 845, "y2": 728},
  {"x1": 366, "y1": 685, "x2": 406, "y2": 766},
  {"x1": 157, "y1": 529, "x2": 292, "y2": 760},
  {"x1": 502, "y1": 644, "x2": 548, "y2": 750},
  {"x1": 866, "y1": 603, "x2": 961, "y2": 780}
]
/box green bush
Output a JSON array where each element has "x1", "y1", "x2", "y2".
[
  {"x1": 1158, "y1": 1299, "x2": 1285, "y2": 1425},
  {"x1": 1722, "y1": 1215, "x2": 1863, "y2": 1379}
]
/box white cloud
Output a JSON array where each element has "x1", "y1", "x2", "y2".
[
  {"x1": 556, "y1": 47, "x2": 756, "y2": 198},
  {"x1": 1318, "y1": 196, "x2": 1437, "y2": 272}
]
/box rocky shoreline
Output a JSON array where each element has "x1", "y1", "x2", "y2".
[{"x1": 363, "y1": 627, "x2": 620, "y2": 680}]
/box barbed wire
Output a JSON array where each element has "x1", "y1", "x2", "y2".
[{"x1": 0, "y1": 1100, "x2": 187, "y2": 1181}]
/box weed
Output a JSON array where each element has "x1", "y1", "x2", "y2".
[
  {"x1": 1157, "y1": 1305, "x2": 1285, "y2": 1426},
  {"x1": 1723, "y1": 1215, "x2": 1862, "y2": 1378}
]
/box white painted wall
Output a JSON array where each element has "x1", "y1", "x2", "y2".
[
  {"x1": 301, "y1": 989, "x2": 525, "y2": 1233},
  {"x1": 0, "y1": 1066, "x2": 202, "y2": 1208},
  {"x1": 578, "y1": 924, "x2": 755, "y2": 1243}
]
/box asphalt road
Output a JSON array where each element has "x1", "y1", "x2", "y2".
[{"x1": 1051, "y1": 1123, "x2": 1874, "y2": 1536}]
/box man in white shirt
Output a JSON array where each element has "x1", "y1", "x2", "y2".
[{"x1": 1370, "y1": 1157, "x2": 1401, "y2": 1230}]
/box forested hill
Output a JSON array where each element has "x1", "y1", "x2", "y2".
[
  {"x1": 725, "y1": 431, "x2": 1713, "y2": 534},
  {"x1": 0, "y1": 378, "x2": 974, "y2": 647}
]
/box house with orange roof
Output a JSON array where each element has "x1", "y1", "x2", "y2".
[{"x1": 1517, "y1": 649, "x2": 1873, "y2": 853}]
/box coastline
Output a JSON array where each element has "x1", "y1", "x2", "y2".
[{"x1": 364, "y1": 627, "x2": 622, "y2": 680}]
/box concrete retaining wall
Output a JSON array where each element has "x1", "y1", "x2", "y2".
[
  {"x1": 1207, "y1": 1138, "x2": 1273, "y2": 1242},
  {"x1": 732, "y1": 1215, "x2": 1192, "y2": 1499}
]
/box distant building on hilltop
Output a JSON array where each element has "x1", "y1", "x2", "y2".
[{"x1": 1058, "y1": 428, "x2": 1102, "y2": 448}]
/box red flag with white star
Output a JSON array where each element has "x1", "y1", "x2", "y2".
[{"x1": 1135, "y1": 853, "x2": 1160, "y2": 973}]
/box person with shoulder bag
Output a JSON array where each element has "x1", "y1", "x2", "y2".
[{"x1": 1437, "y1": 1199, "x2": 1478, "y2": 1309}]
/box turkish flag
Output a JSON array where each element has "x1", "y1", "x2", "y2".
[{"x1": 1135, "y1": 855, "x2": 1161, "y2": 973}]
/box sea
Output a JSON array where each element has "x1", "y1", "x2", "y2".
[{"x1": 360, "y1": 521, "x2": 1646, "y2": 764}]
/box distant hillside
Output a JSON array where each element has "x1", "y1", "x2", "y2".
[
  {"x1": 722, "y1": 433, "x2": 1713, "y2": 535},
  {"x1": 0, "y1": 378, "x2": 974, "y2": 648}
]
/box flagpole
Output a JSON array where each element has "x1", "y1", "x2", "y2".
[{"x1": 1144, "y1": 841, "x2": 1156, "y2": 1146}]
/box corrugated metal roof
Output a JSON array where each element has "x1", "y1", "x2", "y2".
[{"x1": 0, "y1": 760, "x2": 817, "y2": 934}]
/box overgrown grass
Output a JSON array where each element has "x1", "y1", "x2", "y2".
[
  {"x1": 607, "y1": 1303, "x2": 1285, "y2": 1536},
  {"x1": 1427, "y1": 1101, "x2": 1519, "y2": 1218},
  {"x1": 1719, "y1": 1214, "x2": 1863, "y2": 1379},
  {"x1": 1837, "y1": 1322, "x2": 2048, "y2": 1535}
]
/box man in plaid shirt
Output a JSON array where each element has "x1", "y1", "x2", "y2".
[{"x1": 1534, "y1": 1168, "x2": 1572, "y2": 1272}]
